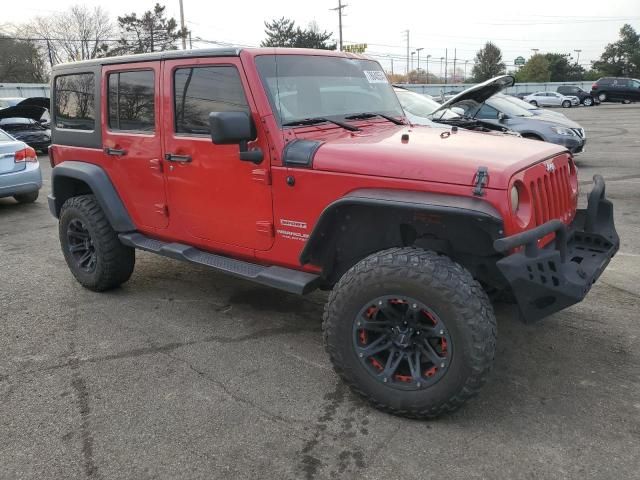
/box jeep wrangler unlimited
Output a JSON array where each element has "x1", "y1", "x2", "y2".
[{"x1": 48, "y1": 48, "x2": 618, "y2": 418}]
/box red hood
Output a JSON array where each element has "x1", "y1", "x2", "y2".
[{"x1": 302, "y1": 124, "x2": 566, "y2": 189}]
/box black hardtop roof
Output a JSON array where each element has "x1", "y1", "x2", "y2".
[{"x1": 52, "y1": 48, "x2": 242, "y2": 72}]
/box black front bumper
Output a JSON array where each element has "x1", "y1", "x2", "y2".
[{"x1": 494, "y1": 175, "x2": 619, "y2": 322}]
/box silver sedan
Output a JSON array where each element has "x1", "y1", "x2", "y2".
[
  {"x1": 0, "y1": 128, "x2": 42, "y2": 203},
  {"x1": 524, "y1": 91, "x2": 580, "y2": 108}
]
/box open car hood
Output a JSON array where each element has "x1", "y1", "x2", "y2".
[
  {"x1": 17, "y1": 97, "x2": 50, "y2": 110},
  {"x1": 433, "y1": 75, "x2": 515, "y2": 114},
  {"x1": 0, "y1": 105, "x2": 47, "y2": 122}
]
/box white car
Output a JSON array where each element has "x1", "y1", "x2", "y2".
[{"x1": 523, "y1": 91, "x2": 579, "y2": 108}]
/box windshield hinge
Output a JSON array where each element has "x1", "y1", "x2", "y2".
[{"x1": 473, "y1": 167, "x2": 489, "y2": 196}]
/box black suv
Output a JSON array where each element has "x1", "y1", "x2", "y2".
[
  {"x1": 591, "y1": 77, "x2": 640, "y2": 103},
  {"x1": 556, "y1": 85, "x2": 598, "y2": 106}
]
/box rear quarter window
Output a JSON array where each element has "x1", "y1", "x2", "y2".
[{"x1": 54, "y1": 73, "x2": 96, "y2": 131}]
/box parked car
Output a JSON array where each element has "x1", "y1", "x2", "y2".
[
  {"x1": 0, "y1": 106, "x2": 51, "y2": 152},
  {"x1": 556, "y1": 85, "x2": 598, "y2": 106},
  {"x1": 0, "y1": 128, "x2": 42, "y2": 203},
  {"x1": 0, "y1": 97, "x2": 26, "y2": 109},
  {"x1": 430, "y1": 77, "x2": 587, "y2": 154},
  {"x1": 395, "y1": 87, "x2": 520, "y2": 136},
  {"x1": 48, "y1": 49, "x2": 617, "y2": 419},
  {"x1": 590, "y1": 77, "x2": 640, "y2": 103},
  {"x1": 524, "y1": 91, "x2": 580, "y2": 108}
]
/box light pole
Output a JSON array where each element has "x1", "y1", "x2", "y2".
[
  {"x1": 426, "y1": 54, "x2": 431, "y2": 83},
  {"x1": 179, "y1": 0, "x2": 186, "y2": 50},
  {"x1": 531, "y1": 48, "x2": 540, "y2": 55},
  {"x1": 416, "y1": 47, "x2": 424, "y2": 72},
  {"x1": 411, "y1": 51, "x2": 415, "y2": 71},
  {"x1": 440, "y1": 57, "x2": 444, "y2": 80},
  {"x1": 574, "y1": 49, "x2": 582, "y2": 65},
  {"x1": 464, "y1": 60, "x2": 468, "y2": 81}
]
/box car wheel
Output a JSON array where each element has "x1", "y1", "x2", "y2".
[
  {"x1": 59, "y1": 194, "x2": 135, "y2": 292},
  {"x1": 562, "y1": 100, "x2": 571, "y2": 108},
  {"x1": 529, "y1": 100, "x2": 538, "y2": 107},
  {"x1": 13, "y1": 191, "x2": 39, "y2": 204},
  {"x1": 583, "y1": 97, "x2": 593, "y2": 106},
  {"x1": 323, "y1": 247, "x2": 496, "y2": 419},
  {"x1": 598, "y1": 92, "x2": 607, "y2": 102},
  {"x1": 622, "y1": 99, "x2": 631, "y2": 104}
]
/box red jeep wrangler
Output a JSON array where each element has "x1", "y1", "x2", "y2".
[{"x1": 48, "y1": 48, "x2": 618, "y2": 418}]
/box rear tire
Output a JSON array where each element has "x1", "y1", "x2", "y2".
[
  {"x1": 562, "y1": 100, "x2": 571, "y2": 108},
  {"x1": 529, "y1": 100, "x2": 538, "y2": 107},
  {"x1": 14, "y1": 191, "x2": 39, "y2": 204},
  {"x1": 598, "y1": 92, "x2": 607, "y2": 102},
  {"x1": 59, "y1": 194, "x2": 135, "y2": 292},
  {"x1": 622, "y1": 99, "x2": 631, "y2": 104},
  {"x1": 583, "y1": 97, "x2": 593, "y2": 106},
  {"x1": 323, "y1": 247, "x2": 496, "y2": 419}
]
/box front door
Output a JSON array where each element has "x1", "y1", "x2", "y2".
[
  {"x1": 161, "y1": 58, "x2": 274, "y2": 251},
  {"x1": 102, "y1": 62, "x2": 168, "y2": 229}
]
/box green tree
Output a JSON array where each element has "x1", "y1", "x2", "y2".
[
  {"x1": 592, "y1": 24, "x2": 640, "y2": 77},
  {"x1": 109, "y1": 3, "x2": 189, "y2": 55},
  {"x1": 0, "y1": 36, "x2": 47, "y2": 82},
  {"x1": 516, "y1": 54, "x2": 551, "y2": 82},
  {"x1": 261, "y1": 17, "x2": 335, "y2": 50},
  {"x1": 544, "y1": 53, "x2": 584, "y2": 81},
  {"x1": 470, "y1": 42, "x2": 506, "y2": 82}
]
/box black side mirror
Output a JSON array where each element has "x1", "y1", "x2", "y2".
[{"x1": 208, "y1": 111, "x2": 263, "y2": 164}]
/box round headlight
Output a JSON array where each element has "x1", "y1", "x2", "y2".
[{"x1": 510, "y1": 185, "x2": 519, "y2": 213}]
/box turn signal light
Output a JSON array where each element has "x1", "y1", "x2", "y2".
[{"x1": 14, "y1": 147, "x2": 38, "y2": 163}]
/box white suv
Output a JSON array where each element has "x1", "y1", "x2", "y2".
[{"x1": 524, "y1": 91, "x2": 580, "y2": 108}]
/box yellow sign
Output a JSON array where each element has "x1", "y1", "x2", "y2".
[{"x1": 343, "y1": 43, "x2": 367, "y2": 53}]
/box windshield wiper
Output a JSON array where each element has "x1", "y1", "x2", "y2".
[
  {"x1": 344, "y1": 112, "x2": 406, "y2": 125},
  {"x1": 282, "y1": 117, "x2": 360, "y2": 132}
]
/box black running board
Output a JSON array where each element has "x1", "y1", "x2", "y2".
[{"x1": 119, "y1": 232, "x2": 320, "y2": 295}]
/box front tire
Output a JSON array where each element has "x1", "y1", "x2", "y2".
[
  {"x1": 323, "y1": 247, "x2": 496, "y2": 419},
  {"x1": 529, "y1": 100, "x2": 538, "y2": 107},
  {"x1": 14, "y1": 191, "x2": 39, "y2": 203},
  {"x1": 562, "y1": 100, "x2": 571, "y2": 108},
  {"x1": 59, "y1": 194, "x2": 135, "y2": 291}
]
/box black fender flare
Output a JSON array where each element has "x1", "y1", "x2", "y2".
[
  {"x1": 48, "y1": 161, "x2": 135, "y2": 232},
  {"x1": 300, "y1": 188, "x2": 504, "y2": 273}
]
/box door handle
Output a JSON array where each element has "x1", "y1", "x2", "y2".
[
  {"x1": 165, "y1": 153, "x2": 192, "y2": 163},
  {"x1": 104, "y1": 147, "x2": 127, "y2": 156}
]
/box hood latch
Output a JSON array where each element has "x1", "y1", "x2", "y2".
[{"x1": 473, "y1": 166, "x2": 489, "y2": 196}]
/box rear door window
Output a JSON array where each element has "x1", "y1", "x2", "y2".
[
  {"x1": 108, "y1": 70, "x2": 155, "y2": 132},
  {"x1": 173, "y1": 66, "x2": 249, "y2": 135},
  {"x1": 54, "y1": 73, "x2": 95, "y2": 130}
]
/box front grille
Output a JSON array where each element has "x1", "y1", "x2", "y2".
[
  {"x1": 528, "y1": 163, "x2": 575, "y2": 226},
  {"x1": 571, "y1": 128, "x2": 585, "y2": 139}
]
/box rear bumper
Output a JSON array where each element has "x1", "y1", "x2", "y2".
[
  {"x1": 494, "y1": 175, "x2": 618, "y2": 322},
  {"x1": 0, "y1": 162, "x2": 42, "y2": 198}
]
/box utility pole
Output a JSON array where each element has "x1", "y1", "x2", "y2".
[
  {"x1": 331, "y1": 1, "x2": 348, "y2": 51},
  {"x1": 574, "y1": 49, "x2": 582, "y2": 65},
  {"x1": 453, "y1": 48, "x2": 457, "y2": 83},
  {"x1": 426, "y1": 54, "x2": 431, "y2": 83},
  {"x1": 439, "y1": 57, "x2": 444, "y2": 80},
  {"x1": 416, "y1": 47, "x2": 423, "y2": 71},
  {"x1": 403, "y1": 30, "x2": 410, "y2": 76},
  {"x1": 444, "y1": 48, "x2": 448, "y2": 84},
  {"x1": 411, "y1": 51, "x2": 415, "y2": 71},
  {"x1": 464, "y1": 60, "x2": 468, "y2": 81},
  {"x1": 390, "y1": 57, "x2": 394, "y2": 75},
  {"x1": 179, "y1": 0, "x2": 186, "y2": 50}
]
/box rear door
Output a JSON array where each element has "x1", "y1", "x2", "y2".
[
  {"x1": 102, "y1": 62, "x2": 168, "y2": 230},
  {"x1": 161, "y1": 57, "x2": 274, "y2": 251}
]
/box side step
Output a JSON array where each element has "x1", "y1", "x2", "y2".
[{"x1": 119, "y1": 232, "x2": 320, "y2": 295}]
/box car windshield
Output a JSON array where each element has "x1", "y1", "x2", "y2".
[
  {"x1": 0, "y1": 129, "x2": 13, "y2": 141},
  {"x1": 486, "y1": 97, "x2": 534, "y2": 117},
  {"x1": 395, "y1": 90, "x2": 459, "y2": 119},
  {"x1": 255, "y1": 55, "x2": 404, "y2": 125}
]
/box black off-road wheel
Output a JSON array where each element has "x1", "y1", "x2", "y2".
[
  {"x1": 59, "y1": 194, "x2": 135, "y2": 291},
  {"x1": 323, "y1": 247, "x2": 496, "y2": 419},
  {"x1": 14, "y1": 191, "x2": 39, "y2": 204}
]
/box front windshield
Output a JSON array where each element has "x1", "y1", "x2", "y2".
[
  {"x1": 485, "y1": 97, "x2": 534, "y2": 117},
  {"x1": 255, "y1": 55, "x2": 404, "y2": 125},
  {"x1": 395, "y1": 90, "x2": 458, "y2": 120}
]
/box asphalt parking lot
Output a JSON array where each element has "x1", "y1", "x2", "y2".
[{"x1": 1, "y1": 104, "x2": 639, "y2": 480}]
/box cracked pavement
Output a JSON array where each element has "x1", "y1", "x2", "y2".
[{"x1": 1, "y1": 104, "x2": 639, "y2": 479}]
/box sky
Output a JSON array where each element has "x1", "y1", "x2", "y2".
[{"x1": 2, "y1": 0, "x2": 639, "y2": 74}]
